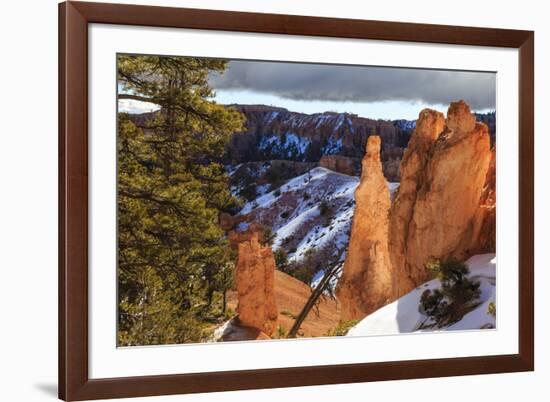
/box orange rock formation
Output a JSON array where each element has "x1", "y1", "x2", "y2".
[
  {"x1": 388, "y1": 108, "x2": 447, "y2": 296},
  {"x1": 467, "y1": 146, "x2": 496, "y2": 254},
  {"x1": 390, "y1": 100, "x2": 492, "y2": 297},
  {"x1": 340, "y1": 101, "x2": 495, "y2": 320},
  {"x1": 234, "y1": 232, "x2": 278, "y2": 336},
  {"x1": 337, "y1": 136, "x2": 393, "y2": 321}
]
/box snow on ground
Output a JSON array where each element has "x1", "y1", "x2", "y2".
[
  {"x1": 347, "y1": 253, "x2": 496, "y2": 336},
  {"x1": 240, "y1": 167, "x2": 359, "y2": 262},
  {"x1": 388, "y1": 182, "x2": 400, "y2": 196},
  {"x1": 259, "y1": 133, "x2": 312, "y2": 160},
  {"x1": 209, "y1": 318, "x2": 234, "y2": 342}
]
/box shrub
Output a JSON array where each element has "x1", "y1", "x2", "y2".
[
  {"x1": 325, "y1": 320, "x2": 360, "y2": 337},
  {"x1": 280, "y1": 309, "x2": 297, "y2": 319},
  {"x1": 261, "y1": 227, "x2": 276, "y2": 246},
  {"x1": 419, "y1": 259, "x2": 481, "y2": 328},
  {"x1": 487, "y1": 302, "x2": 496, "y2": 318},
  {"x1": 265, "y1": 165, "x2": 281, "y2": 184},
  {"x1": 274, "y1": 248, "x2": 289, "y2": 270},
  {"x1": 319, "y1": 201, "x2": 330, "y2": 216},
  {"x1": 280, "y1": 246, "x2": 333, "y2": 285},
  {"x1": 273, "y1": 325, "x2": 288, "y2": 339}
]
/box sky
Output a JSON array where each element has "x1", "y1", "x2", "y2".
[{"x1": 119, "y1": 59, "x2": 496, "y2": 120}]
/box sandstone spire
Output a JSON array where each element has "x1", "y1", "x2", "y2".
[
  {"x1": 337, "y1": 136, "x2": 393, "y2": 321},
  {"x1": 390, "y1": 100, "x2": 492, "y2": 297},
  {"x1": 388, "y1": 108, "x2": 446, "y2": 296},
  {"x1": 234, "y1": 232, "x2": 278, "y2": 336}
]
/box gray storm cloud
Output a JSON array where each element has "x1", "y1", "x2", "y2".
[{"x1": 210, "y1": 60, "x2": 496, "y2": 110}]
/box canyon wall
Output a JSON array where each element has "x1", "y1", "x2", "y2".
[
  {"x1": 225, "y1": 105, "x2": 412, "y2": 164},
  {"x1": 337, "y1": 136, "x2": 393, "y2": 321}
]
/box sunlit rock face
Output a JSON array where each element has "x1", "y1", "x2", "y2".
[
  {"x1": 467, "y1": 146, "x2": 496, "y2": 255},
  {"x1": 235, "y1": 232, "x2": 278, "y2": 336},
  {"x1": 388, "y1": 108, "x2": 446, "y2": 297},
  {"x1": 389, "y1": 100, "x2": 492, "y2": 297},
  {"x1": 340, "y1": 101, "x2": 494, "y2": 322},
  {"x1": 338, "y1": 136, "x2": 393, "y2": 321}
]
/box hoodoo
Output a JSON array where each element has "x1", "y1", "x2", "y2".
[
  {"x1": 390, "y1": 100, "x2": 492, "y2": 297},
  {"x1": 337, "y1": 136, "x2": 393, "y2": 321},
  {"x1": 234, "y1": 232, "x2": 278, "y2": 336},
  {"x1": 388, "y1": 108, "x2": 446, "y2": 297}
]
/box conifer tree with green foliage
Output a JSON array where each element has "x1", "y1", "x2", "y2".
[
  {"x1": 117, "y1": 55, "x2": 244, "y2": 346},
  {"x1": 419, "y1": 259, "x2": 481, "y2": 328}
]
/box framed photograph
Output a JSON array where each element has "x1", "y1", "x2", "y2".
[{"x1": 59, "y1": 1, "x2": 534, "y2": 400}]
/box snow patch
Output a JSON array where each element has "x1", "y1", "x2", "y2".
[{"x1": 347, "y1": 253, "x2": 496, "y2": 337}]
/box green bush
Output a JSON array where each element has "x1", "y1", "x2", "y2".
[
  {"x1": 279, "y1": 247, "x2": 333, "y2": 285},
  {"x1": 325, "y1": 320, "x2": 360, "y2": 337},
  {"x1": 274, "y1": 248, "x2": 289, "y2": 270},
  {"x1": 261, "y1": 226, "x2": 276, "y2": 246},
  {"x1": 487, "y1": 301, "x2": 496, "y2": 318},
  {"x1": 280, "y1": 309, "x2": 297, "y2": 319},
  {"x1": 273, "y1": 325, "x2": 288, "y2": 339}
]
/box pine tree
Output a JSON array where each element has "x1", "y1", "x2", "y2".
[
  {"x1": 117, "y1": 55, "x2": 244, "y2": 346},
  {"x1": 419, "y1": 259, "x2": 481, "y2": 328}
]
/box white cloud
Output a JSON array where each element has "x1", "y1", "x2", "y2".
[{"x1": 118, "y1": 99, "x2": 160, "y2": 114}]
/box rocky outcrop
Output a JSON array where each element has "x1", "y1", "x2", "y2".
[
  {"x1": 337, "y1": 136, "x2": 393, "y2": 321},
  {"x1": 467, "y1": 146, "x2": 496, "y2": 254},
  {"x1": 319, "y1": 155, "x2": 359, "y2": 176},
  {"x1": 219, "y1": 320, "x2": 271, "y2": 342},
  {"x1": 234, "y1": 232, "x2": 278, "y2": 336},
  {"x1": 388, "y1": 109, "x2": 446, "y2": 296},
  {"x1": 389, "y1": 101, "x2": 492, "y2": 297}
]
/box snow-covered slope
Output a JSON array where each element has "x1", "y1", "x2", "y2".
[
  {"x1": 240, "y1": 167, "x2": 359, "y2": 263},
  {"x1": 347, "y1": 253, "x2": 496, "y2": 336}
]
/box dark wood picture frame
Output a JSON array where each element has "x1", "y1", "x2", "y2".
[{"x1": 59, "y1": 1, "x2": 534, "y2": 400}]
